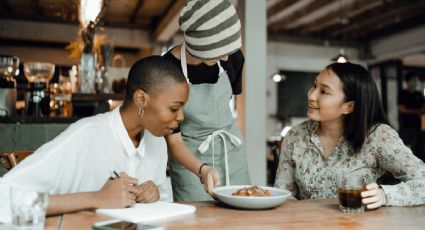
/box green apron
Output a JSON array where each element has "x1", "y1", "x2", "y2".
[{"x1": 168, "y1": 44, "x2": 251, "y2": 201}]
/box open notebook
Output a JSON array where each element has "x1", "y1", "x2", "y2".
[{"x1": 96, "y1": 201, "x2": 196, "y2": 223}]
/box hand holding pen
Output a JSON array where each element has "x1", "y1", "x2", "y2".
[
  {"x1": 114, "y1": 171, "x2": 160, "y2": 203},
  {"x1": 113, "y1": 171, "x2": 160, "y2": 203},
  {"x1": 94, "y1": 171, "x2": 139, "y2": 209}
]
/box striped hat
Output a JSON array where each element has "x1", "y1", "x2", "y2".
[{"x1": 179, "y1": 0, "x2": 241, "y2": 61}]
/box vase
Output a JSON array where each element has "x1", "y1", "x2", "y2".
[{"x1": 79, "y1": 53, "x2": 96, "y2": 93}]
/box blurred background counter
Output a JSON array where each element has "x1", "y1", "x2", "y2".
[
  {"x1": 0, "y1": 122, "x2": 69, "y2": 153},
  {"x1": 0, "y1": 93, "x2": 124, "y2": 153}
]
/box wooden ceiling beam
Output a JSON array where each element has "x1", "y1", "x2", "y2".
[
  {"x1": 332, "y1": 0, "x2": 425, "y2": 37},
  {"x1": 154, "y1": 0, "x2": 186, "y2": 42},
  {"x1": 309, "y1": 0, "x2": 415, "y2": 39},
  {"x1": 267, "y1": 0, "x2": 297, "y2": 18},
  {"x1": 129, "y1": 0, "x2": 145, "y2": 23},
  {"x1": 364, "y1": 15, "x2": 425, "y2": 42},
  {"x1": 269, "y1": 0, "x2": 334, "y2": 32},
  {"x1": 0, "y1": 19, "x2": 152, "y2": 49},
  {"x1": 346, "y1": 2, "x2": 425, "y2": 39},
  {"x1": 0, "y1": 0, "x2": 13, "y2": 15},
  {"x1": 298, "y1": 0, "x2": 381, "y2": 35}
]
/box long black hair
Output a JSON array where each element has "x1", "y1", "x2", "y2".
[{"x1": 326, "y1": 62, "x2": 389, "y2": 154}]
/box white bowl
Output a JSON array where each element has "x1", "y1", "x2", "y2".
[{"x1": 213, "y1": 185, "x2": 291, "y2": 209}]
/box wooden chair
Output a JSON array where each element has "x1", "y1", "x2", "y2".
[{"x1": 0, "y1": 151, "x2": 33, "y2": 170}]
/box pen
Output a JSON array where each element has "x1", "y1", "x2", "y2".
[
  {"x1": 112, "y1": 171, "x2": 139, "y2": 189},
  {"x1": 113, "y1": 170, "x2": 120, "y2": 179}
]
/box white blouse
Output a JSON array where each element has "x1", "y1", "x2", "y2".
[{"x1": 0, "y1": 107, "x2": 171, "y2": 222}]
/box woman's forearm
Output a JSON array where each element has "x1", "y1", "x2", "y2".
[
  {"x1": 166, "y1": 133, "x2": 203, "y2": 175},
  {"x1": 47, "y1": 192, "x2": 98, "y2": 215}
]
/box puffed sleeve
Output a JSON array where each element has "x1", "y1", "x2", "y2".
[
  {"x1": 274, "y1": 128, "x2": 298, "y2": 199},
  {"x1": 371, "y1": 124, "x2": 425, "y2": 206},
  {"x1": 0, "y1": 121, "x2": 87, "y2": 223}
]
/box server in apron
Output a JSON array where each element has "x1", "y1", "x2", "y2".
[{"x1": 164, "y1": 0, "x2": 251, "y2": 201}]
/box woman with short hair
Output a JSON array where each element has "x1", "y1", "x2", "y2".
[{"x1": 0, "y1": 56, "x2": 189, "y2": 220}]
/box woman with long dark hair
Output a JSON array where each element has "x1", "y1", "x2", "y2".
[{"x1": 275, "y1": 62, "x2": 425, "y2": 208}]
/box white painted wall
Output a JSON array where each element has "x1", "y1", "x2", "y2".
[{"x1": 245, "y1": 0, "x2": 267, "y2": 186}]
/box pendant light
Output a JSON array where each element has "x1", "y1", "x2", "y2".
[
  {"x1": 271, "y1": 41, "x2": 286, "y2": 83},
  {"x1": 331, "y1": 0, "x2": 349, "y2": 63}
]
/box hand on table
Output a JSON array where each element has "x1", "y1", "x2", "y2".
[
  {"x1": 134, "y1": 180, "x2": 160, "y2": 203},
  {"x1": 200, "y1": 165, "x2": 220, "y2": 197},
  {"x1": 361, "y1": 183, "x2": 387, "y2": 209}
]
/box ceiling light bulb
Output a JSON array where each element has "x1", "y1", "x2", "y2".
[
  {"x1": 272, "y1": 73, "x2": 282, "y2": 82},
  {"x1": 337, "y1": 56, "x2": 348, "y2": 63},
  {"x1": 79, "y1": 0, "x2": 103, "y2": 28}
]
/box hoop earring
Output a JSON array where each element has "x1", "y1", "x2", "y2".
[{"x1": 138, "y1": 107, "x2": 144, "y2": 118}]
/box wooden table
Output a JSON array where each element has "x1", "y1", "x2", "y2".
[{"x1": 43, "y1": 199, "x2": 425, "y2": 230}]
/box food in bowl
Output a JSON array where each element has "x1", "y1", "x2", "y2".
[{"x1": 232, "y1": 185, "x2": 271, "y2": 197}]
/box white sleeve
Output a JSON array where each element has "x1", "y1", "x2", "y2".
[
  {"x1": 0, "y1": 182, "x2": 12, "y2": 223},
  {"x1": 157, "y1": 176, "x2": 173, "y2": 202},
  {"x1": 0, "y1": 144, "x2": 62, "y2": 223},
  {"x1": 0, "y1": 122, "x2": 85, "y2": 223}
]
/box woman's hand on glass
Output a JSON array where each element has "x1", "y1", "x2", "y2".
[
  {"x1": 361, "y1": 183, "x2": 387, "y2": 209},
  {"x1": 200, "y1": 165, "x2": 220, "y2": 196}
]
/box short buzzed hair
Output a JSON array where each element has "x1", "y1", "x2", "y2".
[{"x1": 125, "y1": 55, "x2": 186, "y2": 102}]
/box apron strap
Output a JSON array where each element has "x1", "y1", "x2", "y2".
[
  {"x1": 198, "y1": 130, "x2": 242, "y2": 186},
  {"x1": 180, "y1": 43, "x2": 225, "y2": 84},
  {"x1": 180, "y1": 43, "x2": 191, "y2": 85},
  {"x1": 217, "y1": 60, "x2": 225, "y2": 75}
]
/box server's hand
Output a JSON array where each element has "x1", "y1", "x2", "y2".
[{"x1": 200, "y1": 165, "x2": 220, "y2": 197}]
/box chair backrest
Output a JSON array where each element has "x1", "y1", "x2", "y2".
[{"x1": 0, "y1": 151, "x2": 33, "y2": 170}]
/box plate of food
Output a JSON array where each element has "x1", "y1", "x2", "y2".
[{"x1": 213, "y1": 185, "x2": 291, "y2": 209}]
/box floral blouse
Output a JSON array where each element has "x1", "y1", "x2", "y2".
[{"x1": 274, "y1": 120, "x2": 425, "y2": 206}]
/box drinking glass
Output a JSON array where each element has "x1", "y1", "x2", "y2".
[
  {"x1": 10, "y1": 186, "x2": 49, "y2": 230},
  {"x1": 337, "y1": 176, "x2": 365, "y2": 213}
]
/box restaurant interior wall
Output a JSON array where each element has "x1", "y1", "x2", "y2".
[{"x1": 367, "y1": 24, "x2": 425, "y2": 130}]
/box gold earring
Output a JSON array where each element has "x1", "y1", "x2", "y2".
[{"x1": 138, "y1": 107, "x2": 144, "y2": 118}]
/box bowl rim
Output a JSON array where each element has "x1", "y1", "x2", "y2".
[{"x1": 213, "y1": 185, "x2": 291, "y2": 200}]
